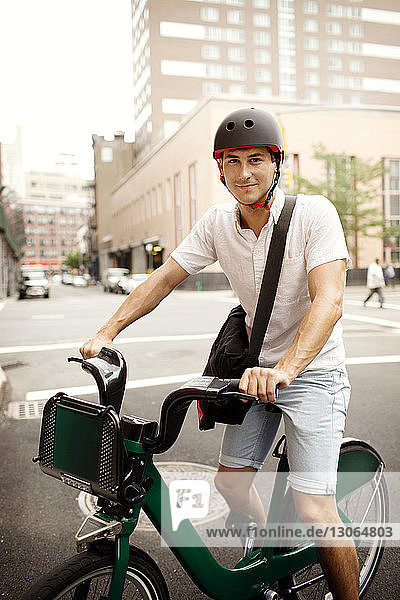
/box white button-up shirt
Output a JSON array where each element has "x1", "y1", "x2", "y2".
[{"x1": 171, "y1": 187, "x2": 351, "y2": 371}]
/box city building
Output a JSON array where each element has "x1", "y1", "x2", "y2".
[
  {"x1": 92, "y1": 133, "x2": 136, "y2": 278},
  {"x1": 132, "y1": 0, "x2": 400, "y2": 159},
  {"x1": 19, "y1": 165, "x2": 93, "y2": 271},
  {"x1": 107, "y1": 96, "x2": 400, "y2": 284}
]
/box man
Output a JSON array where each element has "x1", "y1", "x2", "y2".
[
  {"x1": 364, "y1": 258, "x2": 385, "y2": 308},
  {"x1": 80, "y1": 108, "x2": 357, "y2": 599}
]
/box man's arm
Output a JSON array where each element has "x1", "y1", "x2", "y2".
[
  {"x1": 80, "y1": 257, "x2": 190, "y2": 358},
  {"x1": 240, "y1": 259, "x2": 346, "y2": 402}
]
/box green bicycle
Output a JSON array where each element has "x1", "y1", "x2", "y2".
[{"x1": 23, "y1": 347, "x2": 389, "y2": 600}]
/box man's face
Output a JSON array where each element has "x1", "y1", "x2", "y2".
[{"x1": 222, "y1": 146, "x2": 276, "y2": 206}]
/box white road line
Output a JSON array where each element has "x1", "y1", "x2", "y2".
[
  {"x1": 31, "y1": 314, "x2": 65, "y2": 320},
  {"x1": 342, "y1": 313, "x2": 400, "y2": 330},
  {"x1": 25, "y1": 372, "x2": 201, "y2": 401},
  {"x1": 0, "y1": 303, "x2": 4, "y2": 313},
  {"x1": 0, "y1": 333, "x2": 216, "y2": 355},
  {"x1": 346, "y1": 355, "x2": 400, "y2": 365},
  {"x1": 345, "y1": 299, "x2": 400, "y2": 311},
  {"x1": 24, "y1": 355, "x2": 400, "y2": 401}
]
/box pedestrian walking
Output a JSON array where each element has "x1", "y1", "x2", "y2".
[
  {"x1": 384, "y1": 264, "x2": 395, "y2": 288},
  {"x1": 364, "y1": 258, "x2": 385, "y2": 308}
]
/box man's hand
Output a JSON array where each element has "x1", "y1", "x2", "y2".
[
  {"x1": 239, "y1": 367, "x2": 292, "y2": 403},
  {"x1": 79, "y1": 333, "x2": 114, "y2": 359}
]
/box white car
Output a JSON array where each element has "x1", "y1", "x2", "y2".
[
  {"x1": 118, "y1": 273, "x2": 149, "y2": 295},
  {"x1": 102, "y1": 268, "x2": 130, "y2": 293},
  {"x1": 73, "y1": 275, "x2": 88, "y2": 287}
]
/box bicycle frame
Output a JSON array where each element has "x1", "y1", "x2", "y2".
[{"x1": 93, "y1": 435, "x2": 383, "y2": 600}]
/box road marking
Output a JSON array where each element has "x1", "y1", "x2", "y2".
[
  {"x1": 346, "y1": 355, "x2": 400, "y2": 365},
  {"x1": 22, "y1": 354, "x2": 400, "y2": 402},
  {"x1": 0, "y1": 333, "x2": 216, "y2": 355},
  {"x1": 0, "y1": 303, "x2": 4, "y2": 313},
  {"x1": 342, "y1": 313, "x2": 400, "y2": 330},
  {"x1": 31, "y1": 314, "x2": 65, "y2": 320},
  {"x1": 25, "y1": 372, "x2": 201, "y2": 401},
  {"x1": 345, "y1": 299, "x2": 400, "y2": 311}
]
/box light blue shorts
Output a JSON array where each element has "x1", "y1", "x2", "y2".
[{"x1": 219, "y1": 368, "x2": 351, "y2": 495}]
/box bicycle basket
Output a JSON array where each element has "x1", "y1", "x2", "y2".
[{"x1": 38, "y1": 392, "x2": 126, "y2": 503}]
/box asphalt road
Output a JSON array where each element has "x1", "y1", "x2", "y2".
[{"x1": 0, "y1": 282, "x2": 399, "y2": 599}]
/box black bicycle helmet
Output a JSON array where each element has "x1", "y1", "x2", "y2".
[
  {"x1": 213, "y1": 107, "x2": 285, "y2": 209},
  {"x1": 213, "y1": 107, "x2": 284, "y2": 163}
]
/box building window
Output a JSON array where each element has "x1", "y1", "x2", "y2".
[
  {"x1": 254, "y1": 49, "x2": 271, "y2": 64},
  {"x1": 304, "y1": 54, "x2": 320, "y2": 68},
  {"x1": 348, "y1": 41, "x2": 362, "y2": 54},
  {"x1": 328, "y1": 74, "x2": 345, "y2": 88},
  {"x1": 157, "y1": 184, "x2": 163, "y2": 215},
  {"x1": 328, "y1": 39, "x2": 344, "y2": 52},
  {"x1": 174, "y1": 172, "x2": 183, "y2": 245},
  {"x1": 328, "y1": 92, "x2": 343, "y2": 104},
  {"x1": 226, "y1": 28, "x2": 245, "y2": 43},
  {"x1": 328, "y1": 56, "x2": 343, "y2": 70},
  {"x1": 255, "y1": 85, "x2": 272, "y2": 97},
  {"x1": 254, "y1": 0, "x2": 270, "y2": 8},
  {"x1": 349, "y1": 59, "x2": 364, "y2": 73},
  {"x1": 201, "y1": 7, "x2": 219, "y2": 22},
  {"x1": 305, "y1": 89, "x2": 320, "y2": 102},
  {"x1": 349, "y1": 24, "x2": 363, "y2": 37},
  {"x1": 228, "y1": 46, "x2": 246, "y2": 62},
  {"x1": 253, "y1": 13, "x2": 270, "y2": 27},
  {"x1": 304, "y1": 19, "x2": 318, "y2": 33},
  {"x1": 188, "y1": 163, "x2": 197, "y2": 228},
  {"x1": 201, "y1": 45, "x2": 220, "y2": 60},
  {"x1": 327, "y1": 4, "x2": 344, "y2": 17},
  {"x1": 254, "y1": 30, "x2": 271, "y2": 45},
  {"x1": 326, "y1": 22, "x2": 342, "y2": 35},
  {"x1": 101, "y1": 147, "x2": 113, "y2": 162},
  {"x1": 304, "y1": 71, "x2": 320, "y2": 86},
  {"x1": 165, "y1": 179, "x2": 172, "y2": 212},
  {"x1": 348, "y1": 77, "x2": 362, "y2": 89},
  {"x1": 304, "y1": 37, "x2": 319, "y2": 50},
  {"x1": 229, "y1": 83, "x2": 247, "y2": 94},
  {"x1": 227, "y1": 10, "x2": 244, "y2": 25},
  {"x1": 303, "y1": 1, "x2": 318, "y2": 14},
  {"x1": 255, "y1": 68, "x2": 272, "y2": 82},
  {"x1": 350, "y1": 94, "x2": 364, "y2": 105},
  {"x1": 203, "y1": 81, "x2": 222, "y2": 94}
]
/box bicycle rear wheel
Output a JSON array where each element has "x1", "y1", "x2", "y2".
[
  {"x1": 22, "y1": 541, "x2": 170, "y2": 600},
  {"x1": 278, "y1": 441, "x2": 389, "y2": 600}
]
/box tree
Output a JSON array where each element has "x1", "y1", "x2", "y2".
[
  {"x1": 294, "y1": 144, "x2": 400, "y2": 267},
  {"x1": 63, "y1": 251, "x2": 86, "y2": 271}
]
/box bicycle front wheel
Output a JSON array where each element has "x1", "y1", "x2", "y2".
[
  {"x1": 279, "y1": 440, "x2": 389, "y2": 600},
  {"x1": 22, "y1": 541, "x2": 170, "y2": 600}
]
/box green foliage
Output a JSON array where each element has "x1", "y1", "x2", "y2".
[
  {"x1": 63, "y1": 252, "x2": 87, "y2": 271},
  {"x1": 293, "y1": 144, "x2": 397, "y2": 263}
]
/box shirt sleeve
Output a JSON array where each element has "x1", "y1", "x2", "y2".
[
  {"x1": 304, "y1": 196, "x2": 351, "y2": 273},
  {"x1": 170, "y1": 206, "x2": 218, "y2": 275}
]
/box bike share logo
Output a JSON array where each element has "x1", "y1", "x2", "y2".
[{"x1": 169, "y1": 480, "x2": 210, "y2": 531}]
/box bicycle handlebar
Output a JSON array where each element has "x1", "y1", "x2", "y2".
[{"x1": 67, "y1": 348, "x2": 281, "y2": 455}]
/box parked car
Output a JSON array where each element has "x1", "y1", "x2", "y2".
[
  {"x1": 118, "y1": 273, "x2": 149, "y2": 295},
  {"x1": 18, "y1": 270, "x2": 49, "y2": 299},
  {"x1": 102, "y1": 268, "x2": 130, "y2": 293},
  {"x1": 61, "y1": 272, "x2": 74, "y2": 285},
  {"x1": 73, "y1": 275, "x2": 88, "y2": 287}
]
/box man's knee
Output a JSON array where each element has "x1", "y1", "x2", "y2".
[
  {"x1": 292, "y1": 489, "x2": 339, "y2": 524},
  {"x1": 214, "y1": 464, "x2": 257, "y2": 498}
]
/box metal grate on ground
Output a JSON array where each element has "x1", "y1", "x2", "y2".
[{"x1": 8, "y1": 400, "x2": 45, "y2": 419}]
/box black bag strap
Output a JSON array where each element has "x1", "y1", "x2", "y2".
[{"x1": 248, "y1": 195, "x2": 297, "y2": 359}]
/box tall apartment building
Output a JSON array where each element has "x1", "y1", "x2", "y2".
[
  {"x1": 20, "y1": 165, "x2": 93, "y2": 270},
  {"x1": 132, "y1": 0, "x2": 400, "y2": 158}
]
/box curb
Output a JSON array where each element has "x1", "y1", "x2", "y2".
[{"x1": 0, "y1": 366, "x2": 7, "y2": 408}]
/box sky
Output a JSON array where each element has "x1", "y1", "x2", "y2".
[{"x1": 0, "y1": 0, "x2": 134, "y2": 179}]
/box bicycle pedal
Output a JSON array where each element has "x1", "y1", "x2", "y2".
[{"x1": 75, "y1": 514, "x2": 122, "y2": 553}]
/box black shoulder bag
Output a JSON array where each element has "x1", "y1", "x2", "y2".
[{"x1": 198, "y1": 196, "x2": 296, "y2": 430}]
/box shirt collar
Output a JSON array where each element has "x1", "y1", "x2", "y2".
[{"x1": 234, "y1": 187, "x2": 285, "y2": 233}]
